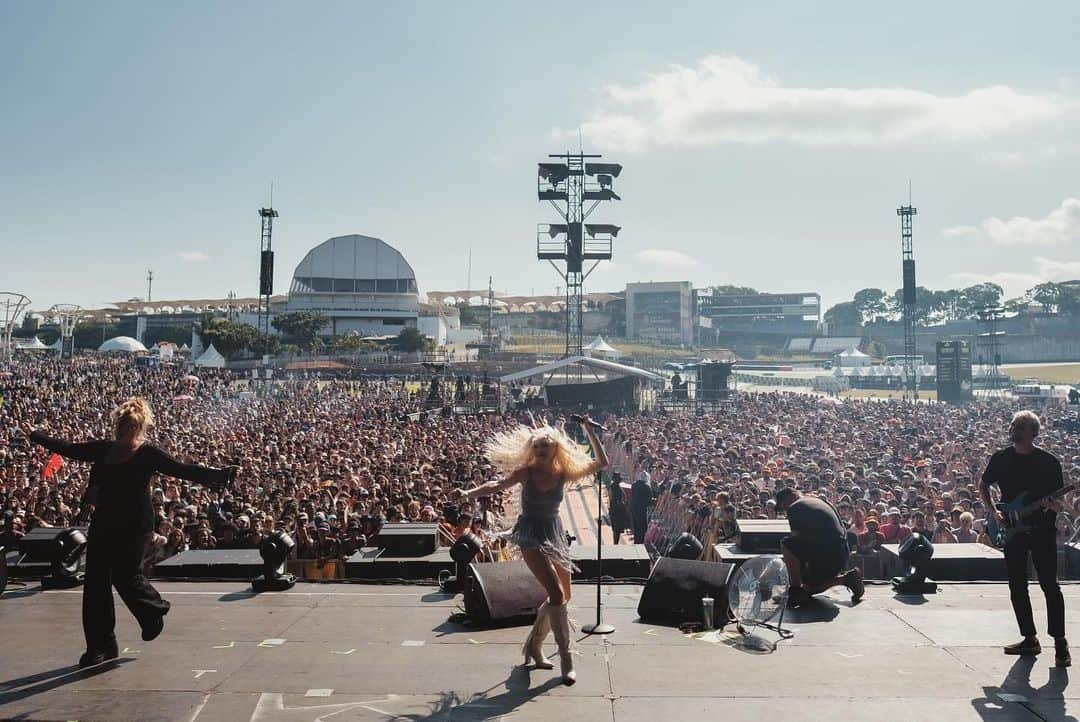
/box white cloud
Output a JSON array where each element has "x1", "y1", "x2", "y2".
[
  {"x1": 1035, "y1": 256, "x2": 1080, "y2": 280},
  {"x1": 178, "y1": 251, "x2": 209, "y2": 262},
  {"x1": 950, "y1": 256, "x2": 1080, "y2": 298},
  {"x1": 945, "y1": 198, "x2": 1080, "y2": 246},
  {"x1": 942, "y1": 225, "x2": 979, "y2": 238},
  {"x1": 553, "y1": 55, "x2": 1070, "y2": 150},
  {"x1": 635, "y1": 249, "x2": 697, "y2": 267},
  {"x1": 979, "y1": 145, "x2": 1061, "y2": 166}
]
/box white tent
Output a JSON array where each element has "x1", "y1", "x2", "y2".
[
  {"x1": 99, "y1": 336, "x2": 148, "y2": 353},
  {"x1": 837, "y1": 346, "x2": 872, "y2": 368},
  {"x1": 584, "y1": 335, "x2": 620, "y2": 359},
  {"x1": 499, "y1": 355, "x2": 662, "y2": 384},
  {"x1": 194, "y1": 344, "x2": 226, "y2": 368},
  {"x1": 15, "y1": 336, "x2": 49, "y2": 351}
]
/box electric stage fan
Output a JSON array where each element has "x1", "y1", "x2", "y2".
[{"x1": 726, "y1": 554, "x2": 794, "y2": 645}]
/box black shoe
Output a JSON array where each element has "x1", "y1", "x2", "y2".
[
  {"x1": 1004, "y1": 638, "x2": 1041, "y2": 656},
  {"x1": 141, "y1": 615, "x2": 164, "y2": 642},
  {"x1": 787, "y1": 587, "x2": 813, "y2": 608},
  {"x1": 79, "y1": 640, "x2": 119, "y2": 669},
  {"x1": 78, "y1": 649, "x2": 106, "y2": 669},
  {"x1": 843, "y1": 568, "x2": 865, "y2": 604},
  {"x1": 1056, "y1": 639, "x2": 1071, "y2": 668}
]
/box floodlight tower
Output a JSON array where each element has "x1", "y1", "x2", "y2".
[
  {"x1": 897, "y1": 203, "x2": 918, "y2": 400},
  {"x1": 258, "y1": 206, "x2": 279, "y2": 339},
  {"x1": 977, "y1": 306, "x2": 1006, "y2": 392},
  {"x1": 49, "y1": 304, "x2": 83, "y2": 359},
  {"x1": 0, "y1": 293, "x2": 31, "y2": 363},
  {"x1": 537, "y1": 152, "x2": 621, "y2": 357}
]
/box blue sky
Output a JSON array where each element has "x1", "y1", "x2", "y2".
[{"x1": 3, "y1": 1, "x2": 1079, "y2": 315}]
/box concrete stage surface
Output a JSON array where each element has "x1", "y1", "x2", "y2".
[{"x1": 1, "y1": 582, "x2": 1079, "y2": 721}]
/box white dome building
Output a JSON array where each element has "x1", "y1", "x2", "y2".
[
  {"x1": 99, "y1": 336, "x2": 148, "y2": 353},
  {"x1": 285, "y1": 234, "x2": 420, "y2": 336}
]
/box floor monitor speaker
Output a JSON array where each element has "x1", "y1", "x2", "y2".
[
  {"x1": 464, "y1": 561, "x2": 548, "y2": 626},
  {"x1": 638, "y1": 557, "x2": 734, "y2": 627}
]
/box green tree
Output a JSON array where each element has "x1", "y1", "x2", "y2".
[
  {"x1": 197, "y1": 317, "x2": 259, "y2": 360},
  {"x1": 455, "y1": 302, "x2": 480, "y2": 326},
  {"x1": 271, "y1": 311, "x2": 330, "y2": 349},
  {"x1": 1003, "y1": 296, "x2": 1030, "y2": 315},
  {"x1": 889, "y1": 286, "x2": 935, "y2": 325},
  {"x1": 74, "y1": 322, "x2": 118, "y2": 349},
  {"x1": 709, "y1": 285, "x2": 759, "y2": 295},
  {"x1": 1030, "y1": 282, "x2": 1061, "y2": 313},
  {"x1": 823, "y1": 301, "x2": 860, "y2": 329},
  {"x1": 959, "y1": 283, "x2": 1004, "y2": 317},
  {"x1": 395, "y1": 326, "x2": 428, "y2": 353},
  {"x1": 852, "y1": 288, "x2": 888, "y2": 324},
  {"x1": 1058, "y1": 281, "x2": 1080, "y2": 317},
  {"x1": 250, "y1": 334, "x2": 282, "y2": 357},
  {"x1": 144, "y1": 325, "x2": 192, "y2": 348},
  {"x1": 333, "y1": 334, "x2": 377, "y2": 352}
]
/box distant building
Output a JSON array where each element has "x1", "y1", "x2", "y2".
[
  {"x1": 696, "y1": 291, "x2": 820, "y2": 334},
  {"x1": 286, "y1": 234, "x2": 419, "y2": 336},
  {"x1": 625, "y1": 281, "x2": 694, "y2": 345}
]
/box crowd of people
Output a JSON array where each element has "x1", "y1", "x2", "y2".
[
  {"x1": 602, "y1": 392, "x2": 1080, "y2": 566},
  {"x1": 3, "y1": 355, "x2": 1079, "y2": 578},
  {"x1": 0, "y1": 356, "x2": 518, "y2": 571}
]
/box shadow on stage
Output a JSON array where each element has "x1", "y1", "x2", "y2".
[
  {"x1": 396, "y1": 666, "x2": 563, "y2": 720},
  {"x1": 0, "y1": 659, "x2": 132, "y2": 708},
  {"x1": 971, "y1": 656, "x2": 1075, "y2": 721}
]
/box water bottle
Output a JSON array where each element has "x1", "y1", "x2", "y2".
[{"x1": 701, "y1": 595, "x2": 715, "y2": 630}]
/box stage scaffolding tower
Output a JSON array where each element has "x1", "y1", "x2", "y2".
[
  {"x1": 977, "y1": 306, "x2": 1006, "y2": 392},
  {"x1": 897, "y1": 203, "x2": 919, "y2": 401},
  {"x1": 536, "y1": 152, "x2": 621, "y2": 357},
  {"x1": 49, "y1": 304, "x2": 82, "y2": 359},
  {"x1": 258, "y1": 206, "x2": 278, "y2": 339}
]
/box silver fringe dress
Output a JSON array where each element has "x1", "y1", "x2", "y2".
[{"x1": 507, "y1": 470, "x2": 577, "y2": 572}]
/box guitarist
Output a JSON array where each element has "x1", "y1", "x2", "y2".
[{"x1": 979, "y1": 410, "x2": 1069, "y2": 666}]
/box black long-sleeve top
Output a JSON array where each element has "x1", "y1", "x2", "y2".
[{"x1": 30, "y1": 431, "x2": 228, "y2": 535}]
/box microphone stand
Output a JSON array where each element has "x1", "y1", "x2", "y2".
[{"x1": 582, "y1": 469, "x2": 615, "y2": 635}]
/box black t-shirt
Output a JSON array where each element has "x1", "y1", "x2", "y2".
[
  {"x1": 981, "y1": 446, "x2": 1063, "y2": 530},
  {"x1": 786, "y1": 496, "x2": 845, "y2": 543}
]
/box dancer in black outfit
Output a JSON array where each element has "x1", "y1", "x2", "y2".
[{"x1": 29, "y1": 397, "x2": 238, "y2": 668}]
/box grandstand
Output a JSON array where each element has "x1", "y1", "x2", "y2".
[
  {"x1": 809, "y1": 336, "x2": 863, "y2": 354},
  {"x1": 786, "y1": 337, "x2": 814, "y2": 352}
]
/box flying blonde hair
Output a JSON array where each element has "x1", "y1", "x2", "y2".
[
  {"x1": 113, "y1": 396, "x2": 154, "y2": 439},
  {"x1": 485, "y1": 424, "x2": 596, "y2": 484}
]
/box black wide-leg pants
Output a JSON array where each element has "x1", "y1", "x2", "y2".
[
  {"x1": 1004, "y1": 526, "x2": 1065, "y2": 639},
  {"x1": 82, "y1": 528, "x2": 170, "y2": 651}
]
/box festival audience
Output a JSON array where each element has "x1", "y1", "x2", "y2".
[{"x1": 3, "y1": 354, "x2": 1080, "y2": 577}]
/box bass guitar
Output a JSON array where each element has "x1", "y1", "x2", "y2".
[{"x1": 990, "y1": 481, "x2": 1077, "y2": 547}]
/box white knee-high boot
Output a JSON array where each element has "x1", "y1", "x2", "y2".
[
  {"x1": 522, "y1": 600, "x2": 554, "y2": 669},
  {"x1": 548, "y1": 602, "x2": 576, "y2": 685}
]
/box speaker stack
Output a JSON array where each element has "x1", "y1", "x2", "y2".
[
  {"x1": 374, "y1": 523, "x2": 438, "y2": 557},
  {"x1": 464, "y1": 561, "x2": 548, "y2": 626},
  {"x1": 638, "y1": 557, "x2": 734, "y2": 628}
]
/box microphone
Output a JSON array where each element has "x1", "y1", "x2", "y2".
[{"x1": 570, "y1": 414, "x2": 608, "y2": 432}]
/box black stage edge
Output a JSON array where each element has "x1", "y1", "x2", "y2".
[
  {"x1": 880, "y1": 542, "x2": 1006, "y2": 581},
  {"x1": 155, "y1": 549, "x2": 264, "y2": 579},
  {"x1": 156, "y1": 545, "x2": 651, "y2": 582},
  {"x1": 570, "y1": 544, "x2": 651, "y2": 579},
  {"x1": 347, "y1": 548, "x2": 456, "y2": 580},
  {"x1": 735, "y1": 518, "x2": 789, "y2": 553}
]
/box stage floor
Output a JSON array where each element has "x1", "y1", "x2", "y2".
[{"x1": 1, "y1": 581, "x2": 1079, "y2": 721}]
